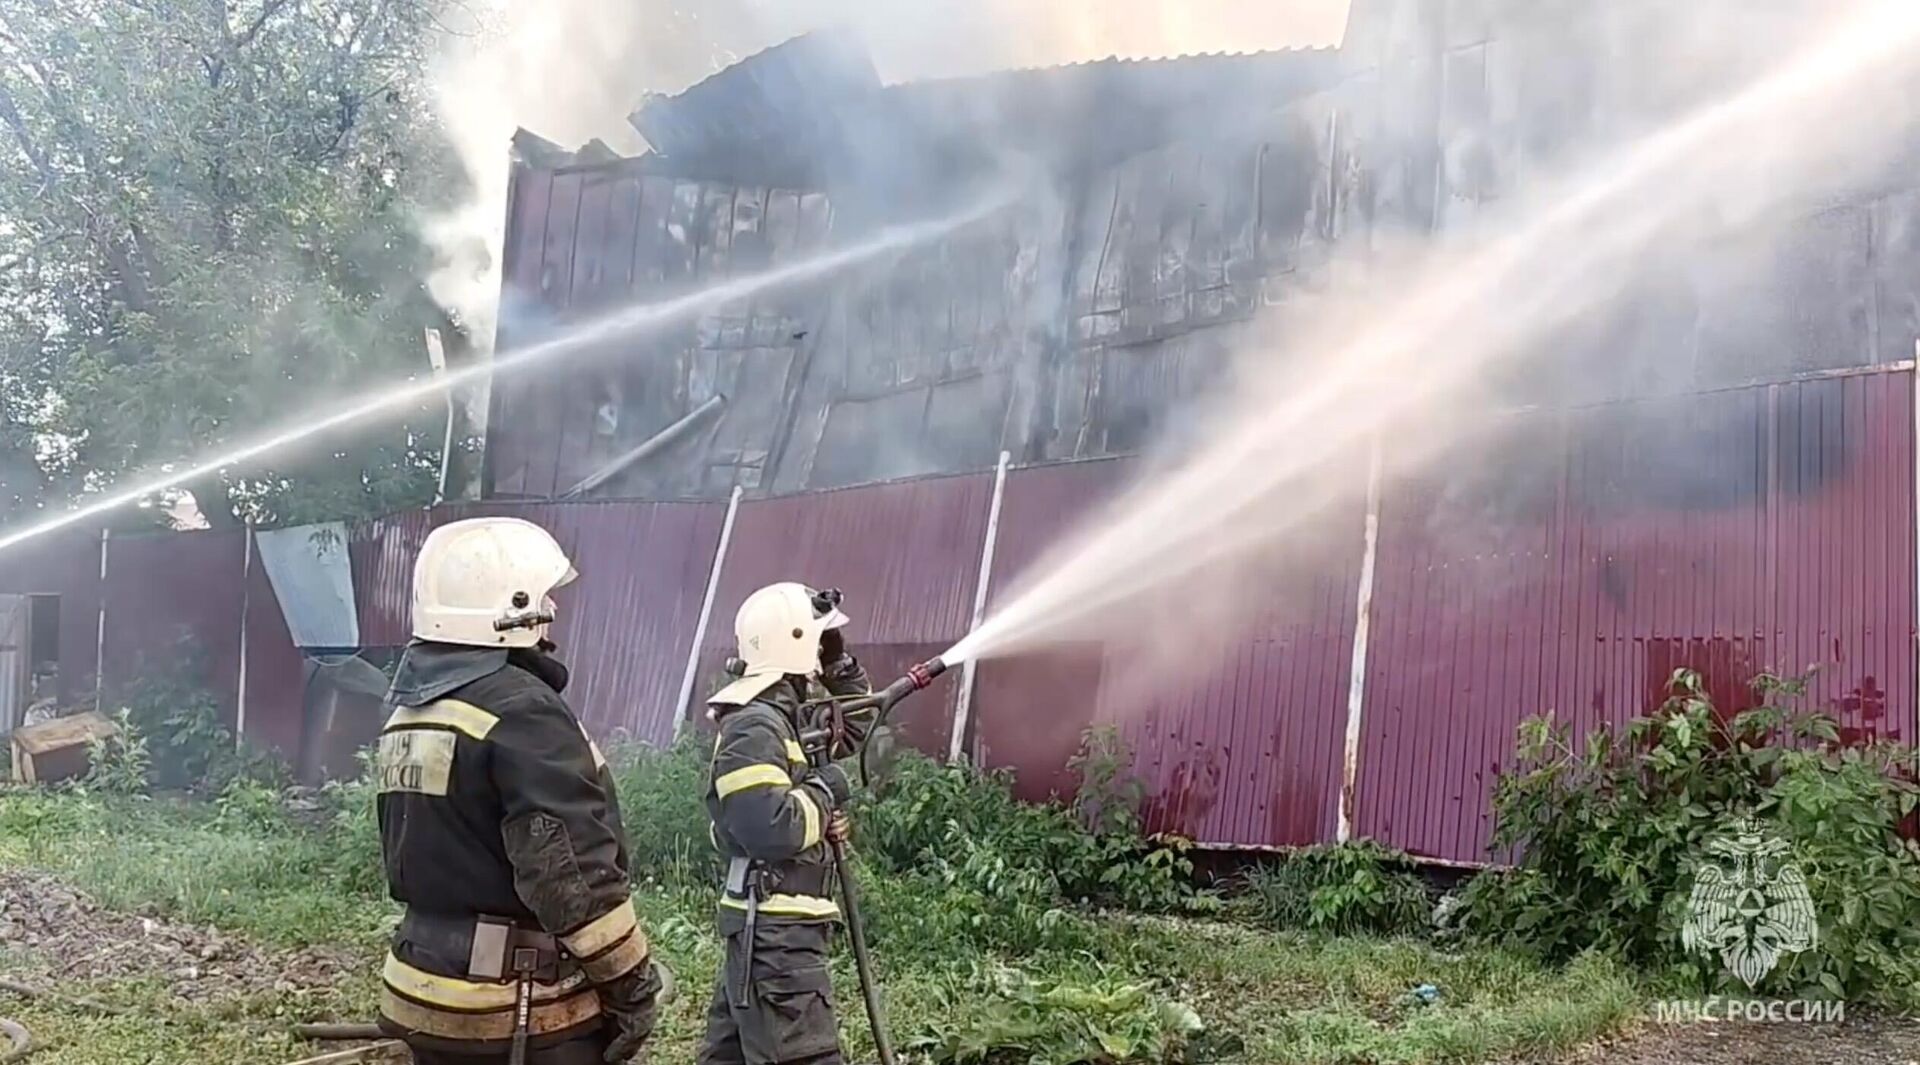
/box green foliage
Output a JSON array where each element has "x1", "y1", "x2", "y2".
[
  {"x1": 0, "y1": 740, "x2": 1650, "y2": 1065},
  {"x1": 607, "y1": 734, "x2": 718, "y2": 891},
  {"x1": 1069, "y1": 726, "x2": 1148, "y2": 837},
  {"x1": 213, "y1": 777, "x2": 289, "y2": 833},
  {"x1": 0, "y1": 0, "x2": 464, "y2": 523},
  {"x1": 110, "y1": 640, "x2": 288, "y2": 794},
  {"x1": 1459, "y1": 668, "x2": 1920, "y2": 1006},
  {"x1": 857, "y1": 731, "x2": 1201, "y2": 930},
  {"x1": 911, "y1": 965, "x2": 1206, "y2": 1065},
  {"x1": 307, "y1": 746, "x2": 386, "y2": 901},
  {"x1": 1241, "y1": 841, "x2": 1433, "y2": 937},
  {"x1": 84, "y1": 709, "x2": 154, "y2": 796}
]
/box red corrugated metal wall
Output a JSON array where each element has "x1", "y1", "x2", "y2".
[
  {"x1": 351, "y1": 501, "x2": 725, "y2": 744},
  {"x1": 241, "y1": 551, "x2": 307, "y2": 759},
  {"x1": 698, "y1": 475, "x2": 995, "y2": 755},
  {"x1": 50, "y1": 366, "x2": 1899, "y2": 848},
  {"x1": 1356, "y1": 371, "x2": 1916, "y2": 864},
  {"x1": 972, "y1": 458, "x2": 1361, "y2": 847},
  {"x1": 100, "y1": 530, "x2": 248, "y2": 724}
]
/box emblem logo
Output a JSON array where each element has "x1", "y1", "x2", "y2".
[{"x1": 1682, "y1": 819, "x2": 1818, "y2": 989}]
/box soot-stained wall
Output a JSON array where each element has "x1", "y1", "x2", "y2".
[{"x1": 486, "y1": 0, "x2": 1920, "y2": 504}]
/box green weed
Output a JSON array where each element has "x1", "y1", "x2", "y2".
[
  {"x1": 0, "y1": 728, "x2": 1653, "y2": 1064},
  {"x1": 1460, "y1": 668, "x2": 1920, "y2": 1007}
]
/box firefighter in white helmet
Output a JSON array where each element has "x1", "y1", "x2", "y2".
[
  {"x1": 696, "y1": 582, "x2": 872, "y2": 1065},
  {"x1": 375, "y1": 517, "x2": 663, "y2": 1065}
]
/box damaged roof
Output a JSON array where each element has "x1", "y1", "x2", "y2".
[{"x1": 620, "y1": 31, "x2": 1345, "y2": 189}]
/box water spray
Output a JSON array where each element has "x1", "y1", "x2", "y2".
[
  {"x1": 0, "y1": 194, "x2": 1010, "y2": 556},
  {"x1": 943, "y1": 0, "x2": 1920, "y2": 670}
]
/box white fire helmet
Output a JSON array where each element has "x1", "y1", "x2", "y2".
[
  {"x1": 410, "y1": 517, "x2": 577, "y2": 648},
  {"x1": 733, "y1": 582, "x2": 849, "y2": 677}
]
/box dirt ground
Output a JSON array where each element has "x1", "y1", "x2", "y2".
[
  {"x1": 0, "y1": 869, "x2": 358, "y2": 1003},
  {"x1": 2, "y1": 870, "x2": 1917, "y2": 1064},
  {"x1": 1562, "y1": 1014, "x2": 1920, "y2": 1065}
]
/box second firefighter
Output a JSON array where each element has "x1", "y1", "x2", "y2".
[{"x1": 696, "y1": 582, "x2": 872, "y2": 1065}]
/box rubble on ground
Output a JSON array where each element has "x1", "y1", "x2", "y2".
[{"x1": 0, "y1": 870, "x2": 359, "y2": 1003}]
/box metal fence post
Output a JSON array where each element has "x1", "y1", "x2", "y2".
[
  {"x1": 236, "y1": 525, "x2": 253, "y2": 747},
  {"x1": 94, "y1": 528, "x2": 109, "y2": 711},
  {"x1": 949, "y1": 451, "x2": 1012, "y2": 763},
  {"x1": 673, "y1": 486, "x2": 744, "y2": 739},
  {"x1": 1338, "y1": 435, "x2": 1385, "y2": 842}
]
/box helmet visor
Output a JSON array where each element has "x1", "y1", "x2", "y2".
[{"x1": 810, "y1": 587, "x2": 850, "y2": 630}]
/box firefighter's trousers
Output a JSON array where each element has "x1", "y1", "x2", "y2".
[
  {"x1": 406, "y1": 1032, "x2": 609, "y2": 1065},
  {"x1": 697, "y1": 919, "x2": 844, "y2": 1065}
]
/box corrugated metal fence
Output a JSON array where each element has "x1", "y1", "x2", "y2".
[
  {"x1": 7, "y1": 367, "x2": 1913, "y2": 863},
  {"x1": 1357, "y1": 371, "x2": 1917, "y2": 861}
]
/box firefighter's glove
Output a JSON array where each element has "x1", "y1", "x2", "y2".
[
  {"x1": 599, "y1": 960, "x2": 664, "y2": 1063},
  {"x1": 818, "y1": 627, "x2": 848, "y2": 669},
  {"x1": 807, "y1": 763, "x2": 853, "y2": 808}
]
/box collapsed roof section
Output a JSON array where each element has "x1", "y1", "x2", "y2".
[{"x1": 513, "y1": 31, "x2": 1347, "y2": 197}]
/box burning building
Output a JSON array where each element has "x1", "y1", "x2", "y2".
[
  {"x1": 457, "y1": 0, "x2": 1920, "y2": 862},
  {"x1": 11, "y1": 1, "x2": 1910, "y2": 864}
]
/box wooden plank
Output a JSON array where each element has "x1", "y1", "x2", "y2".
[
  {"x1": 663, "y1": 180, "x2": 702, "y2": 289},
  {"x1": 540, "y1": 172, "x2": 585, "y2": 311},
  {"x1": 632, "y1": 176, "x2": 674, "y2": 291},
  {"x1": 567, "y1": 171, "x2": 617, "y2": 311},
  {"x1": 502, "y1": 169, "x2": 554, "y2": 304},
  {"x1": 697, "y1": 183, "x2": 737, "y2": 281}
]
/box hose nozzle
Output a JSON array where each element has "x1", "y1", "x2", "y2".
[{"x1": 906, "y1": 657, "x2": 947, "y2": 690}]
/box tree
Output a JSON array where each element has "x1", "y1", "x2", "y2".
[{"x1": 0, "y1": 0, "x2": 469, "y2": 528}]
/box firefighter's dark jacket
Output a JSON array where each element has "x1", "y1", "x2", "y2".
[
  {"x1": 375, "y1": 641, "x2": 650, "y2": 1045},
  {"x1": 704, "y1": 655, "x2": 870, "y2": 925}
]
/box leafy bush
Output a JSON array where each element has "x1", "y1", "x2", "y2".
[
  {"x1": 84, "y1": 709, "x2": 154, "y2": 796},
  {"x1": 607, "y1": 734, "x2": 716, "y2": 890},
  {"x1": 109, "y1": 642, "x2": 288, "y2": 794},
  {"x1": 859, "y1": 730, "x2": 1199, "y2": 917},
  {"x1": 1458, "y1": 668, "x2": 1920, "y2": 1006},
  {"x1": 313, "y1": 754, "x2": 387, "y2": 899},
  {"x1": 214, "y1": 777, "x2": 290, "y2": 832},
  {"x1": 1241, "y1": 841, "x2": 1432, "y2": 936},
  {"x1": 911, "y1": 964, "x2": 1208, "y2": 1065}
]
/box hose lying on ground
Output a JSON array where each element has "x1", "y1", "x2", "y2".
[
  {"x1": 279, "y1": 1041, "x2": 405, "y2": 1065},
  {"x1": 291, "y1": 1023, "x2": 385, "y2": 1041},
  {"x1": 0, "y1": 1017, "x2": 33, "y2": 1063},
  {"x1": 0, "y1": 979, "x2": 130, "y2": 1016}
]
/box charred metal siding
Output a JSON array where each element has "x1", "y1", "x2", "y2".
[
  {"x1": 351, "y1": 501, "x2": 725, "y2": 744},
  {"x1": 972, "y1": 458, "x2": 1361, "y2": 847},
  {"x1": 489, "y1": 161, "x2": 835, "y2": 500},
  {"x1": 697, "y1": 474, "x2": 994, "y2": 755},
  {"x1": 1355, "y1": 370, "x2": 1917, "y2": 864}
]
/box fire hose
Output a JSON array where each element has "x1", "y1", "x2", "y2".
[
  {"x1": 0, "y1": 1018, "x2": 31, "y2": 1063},
  {"x1": 796, "y1": 656, "x2": 949, "y2": 1065}
]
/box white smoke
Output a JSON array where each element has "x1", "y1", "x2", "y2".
[{"x1": 420, "y1": 0, "x2": 1351, "y2": 350}]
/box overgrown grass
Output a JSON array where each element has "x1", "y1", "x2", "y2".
[{"x1": 0, "y1": 736, "x2": 1651, "y2": 1064}]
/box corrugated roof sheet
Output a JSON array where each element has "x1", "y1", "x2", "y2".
[
  {"x1": 254, "y1": 523, "x2": 357, "y2": 649},
  {"x1": 630, "y1": 30, "x2": 882, "y2": 186},
  {"x1": 620, "y1": 32, "x2": 1343, "y2": 188}
]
